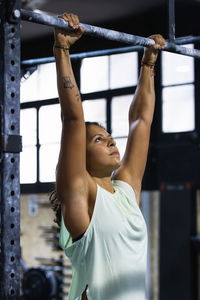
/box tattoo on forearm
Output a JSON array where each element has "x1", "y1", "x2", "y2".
[{"x1": 63, "y1": 76, "x2": 74, "y2": 89}]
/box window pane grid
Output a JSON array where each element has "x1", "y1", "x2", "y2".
[
  {"x1": 39, "y1": 144, "x2": 60, "y2": 182},
  {"x1": 83, "y1": 98, "x2": 106, "y2": 128},
  {"x1": 81, "y1": 56, "x2": 109, "y2": 93},
  {"x1": 21, "y1": 62, "x2": 58, "y2": 103},
  {"x1": 20, "y1": 146, "x2": 37, "y2": 184},
  {"x1": 20, "y1": 108, "x2": 37, "y2": 146},
  {"x1": 161, "y1": 44, "x2": 194, "y2": 87},
  {"x1": 39, "y1": 104, "x2": 61, "y2": 145},
  {"x1": 111, "y1": 95, "x2": 133, "y2": 136},
  {"x1": 81, "y1": 52, "x2": 138, "y2": 94},
  {"x1": 161, "y1": 44, "x2": 195, "y2": 133},
  {"x1": 20, "y1": 52, "x2": 139, "y2": 185},
  {"x1": 162, "y1": 84, "x2": 195, "y2": 133},
  {"x1": 110, "y1": 52, "x2": 138, "y2": 89}
]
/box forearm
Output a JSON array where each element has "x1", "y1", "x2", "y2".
[
  {"x1": 54, "y1": 47, "x2": 84, "y2": 121},
  {"x1": 129, "y1": 64, "x2": 155, "y2": 125}
]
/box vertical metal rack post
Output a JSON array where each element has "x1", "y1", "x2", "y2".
[
  {"x1": 168, "y1": 0, "x2": 175, "y2": 42},
  {"x1": 158, "y1": 1, "x2": 198, "y2": 299},
  {"x1": 0, "y1": 0, "x2": 22, "y2": 298}
]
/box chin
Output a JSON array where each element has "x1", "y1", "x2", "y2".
[
  {"x1": 113, "y1": 160, "x2": 121, "y2": 170},
  {"x1": 116, "y1": 157, "x2": 121, "y2": 165}
]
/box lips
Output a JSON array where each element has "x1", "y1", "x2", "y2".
[{"x1": 110, "y1": 150, "x2": 120, "y2": 156}]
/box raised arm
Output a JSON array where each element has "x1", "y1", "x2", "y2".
[
  {"x1": 113, "y1": 34, "x2": 165, "y2": 204},
  {"x1": 54, "y1": 14, "x2": 90, "y2": 238}
]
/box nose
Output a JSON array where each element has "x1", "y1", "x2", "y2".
[{"x1": 108, "y1": 138, "x2": 116, "y2": 147}]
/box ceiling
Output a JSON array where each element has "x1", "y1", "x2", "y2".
[{"x1": 21, "y1": 0, "x2": 162, "y2": 40}]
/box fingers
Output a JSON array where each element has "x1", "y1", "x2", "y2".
[
  {"x1": 64, "y1": 13, "x2": 79, "y2": 29},
  {"x1": 54, "y1": 12, "x2": 84, "y2": 47},
  {"x1": 58, "y1": 13, "x2": 84, "y2": 33},
  {"x1": 148, "y1": 34, "x2": 166, "y2": 49},
  {"x1": 142, "y1": 34, "x2": 165, "y2": 65}
]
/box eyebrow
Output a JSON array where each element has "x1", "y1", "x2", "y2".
[{"x1": 91, "y1": 133, "x2": 112, "y2": 140}]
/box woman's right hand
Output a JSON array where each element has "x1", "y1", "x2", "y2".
[{"x1": 54, "y1": 13, "x2": 84, "y2": 49}]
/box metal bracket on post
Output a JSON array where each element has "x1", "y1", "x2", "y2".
[
  {"x1": 7, "y1": 0, "x2": 21, "y2": 24},
  {"x1": 1, "y1": 134, "x2": 22, "y2": 153}
]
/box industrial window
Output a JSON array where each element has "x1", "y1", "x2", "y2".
[
  {"x1": 80, "y1": 56, "x2": 109, "y2": 93},
  {"x1": 80, "y1": 52, "x2": 138, "y2": 93},
  {"x1": 20, "y1": 51, "x2": 138, "y2": 189},
  {"x1": 111, "y1": 95, "x2": 133, "y2": 157},
  {"x1": 161, "y1": 44, "x2": 195, "y2": 133},
  {"x1": 20, "y1": 108, "x2": 37, "y2": 183},
  {"x1": 39, "y1": 104, "x2": 61, "y2": 182},
  {"x1": 83, "y1": 98, "x2": 107, "y2": 128},
  {"x1": 21, "y1": 63, "x2": 58, "y2": 102}
]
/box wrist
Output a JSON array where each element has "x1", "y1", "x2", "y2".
[
  {"x1": 53, "y1": 39, "x2": 71, "y2": 47},
  {"x1": 141, "y1": 60, "x2": 155, "y2": 76},
  {"x1": 142, "y1": 53, "x2": 157, "y2": 66},
  {"x1": 141, "y1": 60, "x2": 155, "y2": 68},
  {"x1": 53, "y1": 45, "x2": 70, "y2": 51}
]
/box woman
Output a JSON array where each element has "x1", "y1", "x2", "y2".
[{"x1": 51, "y1": 13, "x2": 165, "y2": 300}]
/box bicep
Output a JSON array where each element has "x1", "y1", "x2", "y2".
[
  {"x1": 61, "y1": 188, "x2": 90, "y2": 239},
  {"x1": 56, "y1": 120, "x2": 88, "y2": 196},
  {"x1": 59, "y1": 175, "x2": 96, "y2": 239}
]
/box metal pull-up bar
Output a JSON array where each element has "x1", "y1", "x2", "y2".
[
  {"x1": 20, "y1": 9, "x2": 154, "y2": 46},
  {"x1": 20, "y1": 9, "x2": 200, "y2": 59}
]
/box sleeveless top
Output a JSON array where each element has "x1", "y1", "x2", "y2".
[{"x1": 59, "y1": 180, "x2": 148, "y2": 300}]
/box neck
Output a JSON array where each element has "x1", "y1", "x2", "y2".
[{"x1": 93, "y1": 176, "x2": 115, "y2": 193}]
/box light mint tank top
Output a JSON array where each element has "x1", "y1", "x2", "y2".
[{"x1": 59, "y1": 180, "x2": 148, "y2": 300}]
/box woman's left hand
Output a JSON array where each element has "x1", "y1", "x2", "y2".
[{"x1": 142, "y1": 34, "x2": 165, "y2": 65}]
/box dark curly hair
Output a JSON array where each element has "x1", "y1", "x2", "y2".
[{"x1": 49, "y1": 121, "x2": 105, "y2": 226}]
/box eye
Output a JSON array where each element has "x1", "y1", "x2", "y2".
[{"x1": 95, "y1": 136, "x2": 102, "y2": 142}]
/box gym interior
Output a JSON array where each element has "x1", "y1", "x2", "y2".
[{"x1": 1, "y1": 0, "x2": 200, "y2": 299}]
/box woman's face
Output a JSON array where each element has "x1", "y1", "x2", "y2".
[{"x1": 86, "y1": 125, "x2": 121, "y2": 176}]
